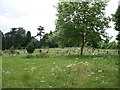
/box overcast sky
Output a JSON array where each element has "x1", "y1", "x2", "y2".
[{"x1": 0, "y1": 0, "x2": 119, "y2": 41}]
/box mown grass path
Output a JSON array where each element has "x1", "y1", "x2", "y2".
[{"x1": 2, "y1": 55, "x2": 118, "y2": 88}]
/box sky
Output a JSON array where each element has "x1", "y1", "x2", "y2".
[{"x1": 0, "y1": 0, "x2": 119, "y2": 41}]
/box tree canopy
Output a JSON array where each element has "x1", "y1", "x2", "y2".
[
  {"x1": 3, "y1": 27, "x2": 32, "y2": 49},
  {"x1": 56, "y1": 1, "x2": 110, "y2": 56},
  {"x1": 114, "y1": 5, "x2": 120, "y2": 54}
]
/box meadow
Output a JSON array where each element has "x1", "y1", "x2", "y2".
[{"x1": 2, "y1": 48, "x2": 119, "y2": 88}]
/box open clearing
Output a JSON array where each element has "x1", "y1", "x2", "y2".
[{"x1": 2, "y1": 48, "x2": 119, "y2": 88}]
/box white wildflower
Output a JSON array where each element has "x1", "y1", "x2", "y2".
[
  {"x1": 53, "y1": 62, "x2": 56, "y2": 65},
  {"x1": 52, "y1": 73, "x2": 55, "y2": 75},
  {"x1": 40, "y1": 80, "x2": 45, "y2": 83},
  {"x1": 98, "y1": 69, "x2": 102, "y2": 73},
  {"x1": 42, "y1": 77, "x2": 44, "y2": 79},
  {"x1": 6, "y1": 71, "x2": 10, "y2": 74},
  {"x1": 101, "y1": 80, "x2": 105, "y2": 83},
  {"x1": 11, "y1": 68, "x2": 14, "y2": 71},
  {"x1": 73, "y1": 63, "x2": 76, "y2": 66},
  {"x1": 31, "y1": 67, "x2": 36, "y2": 71},
  {"x1": 91, "y1": 72, "x2": 95, "y2": 75},
  {"x1": 76, "y1": 58, "x2": 79, "y2": 60},
  {"x1": 88, "y1": 74, "x2": 91, "y2": 77},
  {"x1": 84, "y1": 61, "x2": 89, "y2": 65},
  {"x1": 24, "y1": 68, "x2": 28, "y2": 70},
  {"x1": 92, "y1": 53, "x2": 95, "y2": 55},
  {"x1": 55, "y1": 65, "x2": 59, "y2": 69},
  {"x1": 50, "y1": 86, "x2": 52, "y2": 88},
  {"x1": 66, "y1": 64, "x2": 72, "y2": 68},
  {"x1": 51, "y1": 68, "x2": 55, "y2": 71}
]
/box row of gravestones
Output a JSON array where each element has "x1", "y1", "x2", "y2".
[
  {"x1": 1, "y1": 47, "x2": 119, "y2": 56},
  {"x1": 44, "y1": 47, "x2": 119, "y2": 56},
  {"x1": 2, "y1": 50, "x2": 20, "y2": 56}
]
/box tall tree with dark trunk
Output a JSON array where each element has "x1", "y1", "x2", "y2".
[{"x1": 56, "y1": 1, "x2": 110, "y2": 56}]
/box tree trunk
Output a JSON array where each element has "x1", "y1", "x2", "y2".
[
  {"x1": 80, "y1": 34, "x2": 85, "y2": 56},
  {"x1": 80, "y1": 44, "x2": 84, "y2": 56},
  {"x1": 40, "y1": 36, "x2": 41, "y2": 41}
]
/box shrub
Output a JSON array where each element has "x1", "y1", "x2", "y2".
[
  {"x1": 26, "y1": 42, "x2": 35, "y2": 54},
  {"x1": 9, "y1": 46, "x2": 15, "y2": 54}
]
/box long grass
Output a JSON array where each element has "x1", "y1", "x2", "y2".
[{"x1": 2, "y1": 53, "x2": 118, "y2": 88}]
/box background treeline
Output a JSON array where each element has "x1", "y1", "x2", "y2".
[
  {"x1": 1, "y1": 1, "x2": 120, "y2": 52},
  {"x1": 0, "y1": 27, "x2": 58, "y2": 50},
  {"x1": 0, "y1": 27, "x2": 118, "y2": 51}
]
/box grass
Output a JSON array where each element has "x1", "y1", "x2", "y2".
[{"x1": 2, "y1": 52, "x2": 119, "y2": 88}]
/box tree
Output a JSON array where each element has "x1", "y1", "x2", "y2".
[
  {"x1": 4, "y1": 32, "x2": 13, "y2": 49},
  {"x1": 36, "y1": 26, "x2": 45, "y2": 41},
  {"x1": 26, "y1": 38, "x2": 38, "y2": 53},
  {"x1": 4, "y1": 27, "x2": 26, "y2": 49},
  {"x1": 26, "y1": 41, "x2": 35, "y2": 54},
  {"x1": 114, "y1": 5, "x2": 120, "y2": 54},
  {"x1": 56, "y1": 1, "x2": 110, "y2": 56},
  {"x1": 11, "y1": 28, "x2": 17, "y2": 46},
  {"x1": 9, "y1": 46, "x2": 15, "y2": 54},
  {"x1": 24, "y1": 31, "x2": 32, "y2": 47},
  {"x1": 48, "y1": 31, "x2": 62, "y2": 48},
  {"x1": 15, "y1": 27, "x2": 26, "y2": 48}
]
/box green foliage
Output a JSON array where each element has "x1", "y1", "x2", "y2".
[
  {"x1": 56, "y1": 1, "x2": 110, "y2": 56},
  {"x1": 26, "y1": 38, "x2": 38, "y2": 54},
  {"x1": 98, "y1": 41, "x2": 117, "y2": 49},
  {"x1": 114, "y1": 5, "x2": 120, "y2": 51},
  {"x1": 4, "y1": 27, "x2": 26, "y2": 49},
  {"x1": 114, "y1": 6, "x2": 120, "y2": 32},
  {"x1": 24, "y1": 54, "x2": 33, "y2": 58},
  {"x1": 37, "y1": 32, "x2": 58, "y2": 48},
  {"x1": 30, "y1": 39, "x2": 39, "y2": 48},
  {"x1": 26, "y1": 40, "x2": 36, "y2": 54},
  {"x1": 48, "y1": 31, "x2": 60, "y2": 48},
  {"x1": 2, "y1": 27, "x2": 37, "y2": 50},
  {"x1": 9, "y1": 46, "x2": 15, "y2": 54},
  {"x1": 24, "y1": 31, "x2": 32, "y2": 47}
]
